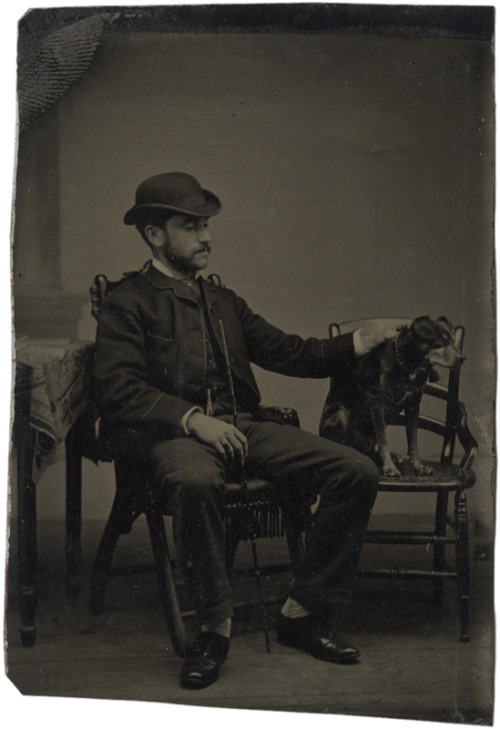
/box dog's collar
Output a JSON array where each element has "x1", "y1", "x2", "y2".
[{"x1": 393, "y1": 335, "x2": 406, "y2": 369}]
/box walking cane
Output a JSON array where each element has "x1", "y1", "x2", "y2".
[{"x1": 218, "y1": 320, "x2": 271, "y2": 653}]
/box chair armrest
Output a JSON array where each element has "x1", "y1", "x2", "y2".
[{"x1": 261, "y1": 406, "x2": 300, "y2": 428}]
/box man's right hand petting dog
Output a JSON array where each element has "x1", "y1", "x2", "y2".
[{"x1": 319, "y1": 316, "x2": 464, "y2": 477}]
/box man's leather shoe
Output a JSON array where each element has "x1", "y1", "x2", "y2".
[
  {"x1": 180, "y1": 631, "x2": 230, "y2": 689},
  {"x1": 276, "y1": 612, "x2": 360, "y2": 663}
]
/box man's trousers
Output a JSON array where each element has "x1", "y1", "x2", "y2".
[{"x1": 149, "y1": 413, "x2": 379, "y2": 625}]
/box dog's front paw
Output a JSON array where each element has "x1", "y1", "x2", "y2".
[
  {"x1": 411, "y1": 459, "x2": 433, "y2": 476},
  {"x1": 382, "y1": 463, "x2": 401, "y2": 478}
]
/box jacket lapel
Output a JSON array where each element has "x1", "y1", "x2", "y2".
[
  {"x1": 199, "y1": 277, "x2": 218, "y2": 313},
  {"x1": 199, "y1": 277, "x2": 226, "y2": 349}
]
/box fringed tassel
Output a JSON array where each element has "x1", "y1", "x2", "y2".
[{"x1": 232, "y1": 501, "x2": 285, "y2": 541}]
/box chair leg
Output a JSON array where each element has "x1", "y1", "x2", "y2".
[
  {"x1": 432, "y1": 491, "x2": 449, "y2": 603},
  {"x1": 89, "y1": 491, "x2": 131, "y2": 615},
  {"x1": 225, "y1": 527, "x2": 241, "y2": 574},
  {"x1": 146, "y1": 509, "x2": 186, "y2": 658},
  {"x1": 225, "y1": 508, "x2": 249, "y2": 573},
  {"x1": 454, "y1": 489, "x2": 471, "y2": 642},
  {"x1": 65, "y1": 421, "x2": 82, "y2": 598}
]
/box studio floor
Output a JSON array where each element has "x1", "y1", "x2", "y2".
[{"x1": 3, "y1": 514, "x2": 495, "y2": 725}]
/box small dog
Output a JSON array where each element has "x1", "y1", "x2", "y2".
[{"x1": 319, "y1": 316, "x2": 463, "y2": 477}]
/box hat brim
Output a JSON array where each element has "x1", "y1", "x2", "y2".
[{"x1": 124, "y1": 189, "x2": 221, "y2": 225}]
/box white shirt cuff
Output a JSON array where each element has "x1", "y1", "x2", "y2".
[
  {"x1": 181, "y1": 406, "x2": 204, "y2": 435},
  {"x1": 353, "y1": 329, "x2": 371, "y2": 356}
]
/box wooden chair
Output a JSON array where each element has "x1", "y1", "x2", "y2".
[
  {"x1": 326, "y1": 318, "x2": 477, "y2": 642},
  {"x1": 88, "y1": 272, "x2": 311, "y2": 657}
]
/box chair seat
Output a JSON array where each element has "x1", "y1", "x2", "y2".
[
  {"x1": 224, "y1": 477, "x2": 277, "y2": 504},
  {"x1": 379, "y1": 460, "x2": 476, "y2": 492}
]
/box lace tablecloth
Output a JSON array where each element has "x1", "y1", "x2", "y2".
[{"x1": 14, "y1": 338, "x2": 95, "y2": 480}]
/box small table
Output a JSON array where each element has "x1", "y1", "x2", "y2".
[{"x1": 13, "y1": 338, "x2": 95, "y2": 646}]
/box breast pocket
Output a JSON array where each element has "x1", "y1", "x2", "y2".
[{"x1": 146, "y1": 333, "x2": 179, "y2": 381}]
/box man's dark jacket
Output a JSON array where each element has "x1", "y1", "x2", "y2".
[{"x1": 92, "y1": 264, "x2": 355, "y2": 439}]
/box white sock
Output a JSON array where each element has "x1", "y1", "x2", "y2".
[
  {"x1": 280, "y1": 596, "x2": 310, "y2": 619},
  {"x1": 201, "y1": 617, "x2": 232, "y2": 638}
]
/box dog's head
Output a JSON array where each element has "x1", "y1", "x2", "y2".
[{"x1": 408, "y1": 316, "x2": 464, "y2": 367}]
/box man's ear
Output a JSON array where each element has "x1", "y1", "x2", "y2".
[{"x1": 144, "y1": 224, "x2": 164, "y2": 249}]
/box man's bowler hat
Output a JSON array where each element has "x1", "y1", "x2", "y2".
[{"x1": 124, "y1": 172, "x2": 221, "y2": 225}]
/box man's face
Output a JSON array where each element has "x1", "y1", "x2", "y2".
[{"x1": 155, "y1": 214, "x2": 212, "y2": 274}]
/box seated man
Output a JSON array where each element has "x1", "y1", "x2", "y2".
[{"x1": 93, "y1": 171, "x2": 391, "y2": 690}]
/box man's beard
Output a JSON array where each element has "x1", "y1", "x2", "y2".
[{"x1": 165, "y1": 246, "x2": 211, "y2": 275}]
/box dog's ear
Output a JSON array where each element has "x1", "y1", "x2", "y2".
[
  {"x1": 410, "y1": 316, "x2": 436, "y2": 341},
  {"x1": 437, "y1": 316, "x2": 454, "y2": 331},
  {"x1": 434, "y1": 316, "x2": 455, "y2": 346},
  {"x1": 437, "y1": 315, "x2": 452, "y2": 324}
]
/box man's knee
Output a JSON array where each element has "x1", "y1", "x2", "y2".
[
  {"x1": 150, "y1": 440, "x2": 225, "y2": 502},
  {"x1": 352, "y1": 449, "x2": 379, "y2": 481},
  {"x1": 327, "y1": 446, "x2": 379, "y2": 503},
  {"x1": 176, "y1": 467, "x2": 225, "y2": 506}
]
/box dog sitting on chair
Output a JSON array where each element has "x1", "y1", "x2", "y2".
[{"x1": 319, "y1": 316, "x2": 463, "y2": 477}]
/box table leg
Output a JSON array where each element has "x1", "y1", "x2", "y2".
[
  {"x1": 65, "y1": 421, "x2": 83, "y2": 596},
  {"x1": 16, "y1": 412, "x2": 37, "y2": 647}
]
